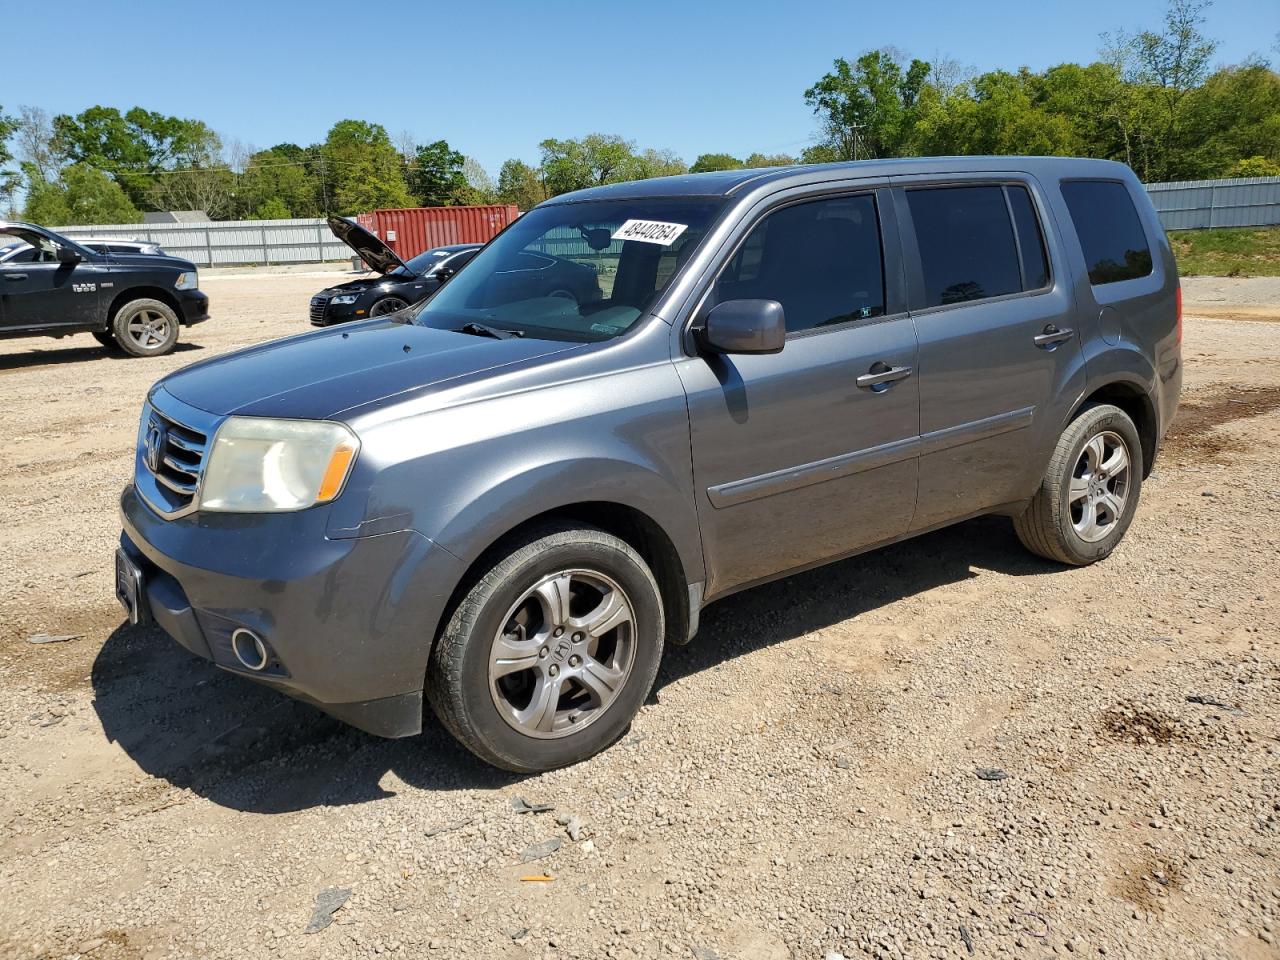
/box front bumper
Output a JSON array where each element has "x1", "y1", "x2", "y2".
[
  {"x1": 178, "y1": 289, "x2": 210, "y2": 326},
  {"x1": 118, "y1": 483, "x2": 463, "y2": 737}
]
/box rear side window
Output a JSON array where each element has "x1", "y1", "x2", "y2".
[
  {"x1": 1007, "y1": 186, "x2": 1050, "y2": 290},
  {"x1": 1060, "y1": 180, "x2": 1153, "y2": 285},
  {"x1": 907, "y1": 186, "x2": 1025, "y2": 307},
  {"x1": 715, "y1": 193, "x2": 885, "y2": 333}
]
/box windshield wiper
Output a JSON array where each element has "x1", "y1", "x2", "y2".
[{"x1": 456, "y1": 321, "x2": 524, "y2": 340}]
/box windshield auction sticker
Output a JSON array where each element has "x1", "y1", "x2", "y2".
[{"x1": 611, "y1": 219, "x2": 689, "y2": 246}]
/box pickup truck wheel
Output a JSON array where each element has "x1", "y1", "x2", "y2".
[
  {"x1": 426, "y1": 523, "x2": 665, "y2": 772},
  {"x1": 1014, "y1": 403, "x2": 1143, "y2": 566},
  {"x1": 112, "y1": 299, "x2": 180, "y2": 357}
]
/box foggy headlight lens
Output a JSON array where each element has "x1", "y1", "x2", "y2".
[
  {"x1": 331, "y1": 294, "x2": 359, "y2": 304},
  {"x1": 200, "y1": 418, "x2": 359, "y2": 512},
  {"x1": 174, "y1": 271, "x2": 198, "y2": 290}
]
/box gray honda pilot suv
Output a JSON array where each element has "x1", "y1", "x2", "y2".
[{"x1": 117, "y1": 157, "x2": 1181, "y2": 772}]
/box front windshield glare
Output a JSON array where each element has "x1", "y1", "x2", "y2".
[{"x1": 410, "y1": 198, "x2": 723, "y2": 342}]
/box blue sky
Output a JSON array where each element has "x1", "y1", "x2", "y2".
[{"x1": 8, "y1": 0, "x2": 1276, "y2": 176}]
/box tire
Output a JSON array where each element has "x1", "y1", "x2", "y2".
[
  {"x1": 91, "y1": 331, "x2": 121, "y2": 351},
  {"x1": 112, "y1": 299, "x2": 180, "y2": 357},
  {"x1": 369, "y1": 296, "x2": 409, "y2": 317},
  {"x1": 426, "y1": 523, "x2": 665, "y2": 772},
  {"x1": 1014, "y1": 403, "x2": 1143, "y2": 566}
]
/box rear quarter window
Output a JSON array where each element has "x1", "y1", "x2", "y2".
[{"x1": 1060, "y1": 180, "x2": 1153, "y2": 285}]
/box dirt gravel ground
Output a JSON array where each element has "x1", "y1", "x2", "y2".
[{"x1": 0, "y1": 274, "x2": 1278, "y2": 960}]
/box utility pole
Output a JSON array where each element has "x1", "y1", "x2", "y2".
[{"x1": 850, "y1": 122, "x2": 865, "y2": 162}]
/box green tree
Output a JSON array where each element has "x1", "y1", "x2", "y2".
[
  {"x1": 408, "y1": 139, "x2": 467, "y2": 206},
  {"x1": 321, "y1": 119, "x2": 413, "y2": 214},
  {"x1": 633, "y1": 148, "x2": 687, "y2": 179},
  {"x1": 689, "y1": 153, "x2": 743, "y2": 173},
  {"x1": 23, "y1": 166, "x2": 71, "y2": 224},
  {"x1": 0, "y1": 105, "x2": 18, "y2": 213},
  {"x1": 61, "y1": 163, "x2": 141, "y2": 223},
  {"x1": 237, "y1": 146, "x2": 320, "y2": 218},
  {"x1": 538, "y1": 134, "x2": 639, "y2": 196},
  {"x1": 496, "y1": 159, "x2": 545, "y2": 209},
  {"x1": 804, "y1": 50, "x2": 931, "y2": 159},
  {"x1": 744, "y1": 152, "x2": 797, "y2": 167},
  {"x1": 52, "y1": 105, "x2": 220, "y2": 205}
]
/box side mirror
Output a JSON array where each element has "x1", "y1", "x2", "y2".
[
  {"x1": 698, "y1": 299, "x2": 785, "y2": 355},
  {"x1": 55, "y1": 245, "x2": 81, "y2": 265}
]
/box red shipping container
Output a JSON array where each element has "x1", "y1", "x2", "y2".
[{"x1": 354, "y1": 205, "x2": 519, "y2": 261}]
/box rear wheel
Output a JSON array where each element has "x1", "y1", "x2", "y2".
[
  {"x1": 426, "y1": 523, "x2": 665, "y2": 772},
  {"x1": 112, "y1": 299, "x2": 179, "y2": 357},
  {"x1": 1014, "y1": 403, "x2": 1143, "y2": 565}
]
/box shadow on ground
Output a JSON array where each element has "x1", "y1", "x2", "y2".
[
  {"x1": 0, "y1": 340, "x2": 202, "y2": 372},
  {"x1": 91, "y1": 515, "x2": 1058, "y2": 814}
]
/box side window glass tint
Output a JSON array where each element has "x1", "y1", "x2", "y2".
[
  {"x1": 907, "y1": 186, "x2": 1021, "y2": 307},
  {"x1": 1006, "y1": 185, "x2": 1050, "y2": 290},
  {"x1": 1060, "y1": 180, "x2": 1153, "y2": 285},
  {"x1": 715, "y1": 194, "x2": 885, "y2": 334}
]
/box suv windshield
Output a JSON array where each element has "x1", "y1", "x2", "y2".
[{"x1": 409, "y1": 197, "x2": 724, "y2": 342}]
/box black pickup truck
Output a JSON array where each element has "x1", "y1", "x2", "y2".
[{"x1": 0, "y1": 221, "x2": 208, "y2": 357}]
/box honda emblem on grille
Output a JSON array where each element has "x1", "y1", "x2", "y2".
[{"x1": 144, "y1": 421, "x2": 165, "y2": 473}]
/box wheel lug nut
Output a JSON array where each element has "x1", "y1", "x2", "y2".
[
  {"x1": 538, "y1": 647, "x2": 548, "y2": 659},
  {"x1": 548, "y1": 664, "x2": 559, "y2": 677},
  {"x1": 572, "y1": 632, "x2": 584, "y2": 642},
  {"x1": 569, "y1": 655, "x2": 581, "y2": 667},
  {"x1": 553, "y1": 627, "x2": 564, "y2": 637}
]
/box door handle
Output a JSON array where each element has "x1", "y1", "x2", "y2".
[
  {"x1": 4, "y1": 273, "x2": 28, "y2": 281},
  {"x1": 856, "y1": 364, "x2": 913, "y2": 389},
  {"x1": 1034, "y1": 325, "x2": 1074, "y2": 348}
]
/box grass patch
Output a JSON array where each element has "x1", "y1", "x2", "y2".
[{"x1": 1169, "y1": 225, "x2": 1280, "y2": 277}]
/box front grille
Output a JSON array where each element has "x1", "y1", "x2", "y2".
[
  {"x1": 138, "y1": 399, "x2": 210, "y2": 517},
  {"x1": 309, "y1": 294, "x2": 330, "y2": 325}
]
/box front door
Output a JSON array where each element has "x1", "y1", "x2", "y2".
[
  {"x1": 0, "y1": 230, "x2": 100, "y2": 333},
  {"x1": 676, "y1": 190, "x2": 920, "y2": 597},
  {"x1": 895, "y1": 179, "x2": 1087, "y2": 530}
]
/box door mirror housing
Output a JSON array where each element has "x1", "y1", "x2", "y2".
[
  {"x1": 55, "y1": 244, "x2": 81, "y2": 265},
  {"x1": 699, "y1": 299, "x2": 785, "y2": 355}
]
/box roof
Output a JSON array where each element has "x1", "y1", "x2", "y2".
[
  {"x1": 143, "y1": 210, "x2": 209, "y2": 223},
  {"x1": 545, "y1": 156, "x2": 1135, "y2": 204}
]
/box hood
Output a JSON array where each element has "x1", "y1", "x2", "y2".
[
  {"x1": 109, "y1": 253, "x2": 196, "y2": 272},
  {"x1": 328, "y1": 215, "x2": 410, "y2": 275},
  {"x1": 158, "y1": 319, "x2": 581, "y2": 419}
]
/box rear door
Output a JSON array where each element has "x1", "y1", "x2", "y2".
[
  {"x1": 894, "y1": 177, "x2": 1087, "y2": 530},
  {"x1": 676, "y1": 187, "x2": 921, "y2": 597}
]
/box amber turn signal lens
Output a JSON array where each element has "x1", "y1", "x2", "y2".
[{"x1": 316, "y1": 442, "x2": 358, "y2": 502}]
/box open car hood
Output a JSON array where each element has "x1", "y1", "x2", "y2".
[{"x1": 327, "y1": 215, "x2": 411, "y2": 276}]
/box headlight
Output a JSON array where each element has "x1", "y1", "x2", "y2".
[
  {"x1": 174, "y1": 271, "x2": 198, "y2": 291},
  {"x1": 200, "y1": 417, "x2": 359, "y2": 513},
  {"x1": 331, "y1": 293, "x2": 359, "y2": 305}
]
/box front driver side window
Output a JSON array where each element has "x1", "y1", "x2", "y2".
[{"x1": 714, "y1": 194, "x2": 886, "y2": 334}]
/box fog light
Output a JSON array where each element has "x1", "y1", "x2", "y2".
[{"x1": 230, "y1": 628, "x2": 269, "y2": 672}]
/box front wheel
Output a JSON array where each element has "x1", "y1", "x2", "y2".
[
  {"x1": 426, "y1": 524, "x2": 665, "y2": 772},
  {"x1": 112, "y1": 299, "x2": 180, "y2": 357},
  {"x1": 1013, "y1": 403, "x2": 1143, "y2": 566},
  {"x1": 369, "y1": 296, "x2": 409, "y2": 317}
]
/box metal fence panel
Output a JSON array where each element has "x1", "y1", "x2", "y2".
[
  {"x1": 51, "y1": 218, "x2": 351, "y2": 266},
  {"x1": 1144, "y1": 176, "x2": 1280, "y2": 230},
  {"x1": 45, "y1": 176, "x2": 1280, "y2": 264}
]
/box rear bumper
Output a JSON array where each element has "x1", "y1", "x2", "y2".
[
  {"x1": 179, "y1": 289, "x2": 210, "y2": 326},
  {"x1": 118, "y1": 483, "x2": 463, "y2": 738}
]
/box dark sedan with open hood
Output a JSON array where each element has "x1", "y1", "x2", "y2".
[
  {"x1": 309, "y1": 216, "x2": 480, "y2": 326},
  {"x1": 310, "y1": 215, "x2": 601, "y2": 326}
]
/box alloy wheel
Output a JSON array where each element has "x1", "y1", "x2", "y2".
[
  {"x1": 488, "y1": 569, "x2": 636, "y2": 739},
  {"x1": 126, "y1": 309, "x2": 173, "y2": 350},
  {"x1": 1069, "y1": 430, "x2": 1131, "y2": 542}
]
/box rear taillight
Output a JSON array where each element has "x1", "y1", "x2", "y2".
[{"x1": 1175, "y1": 285, "x2": 1183, "y2": 345}]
